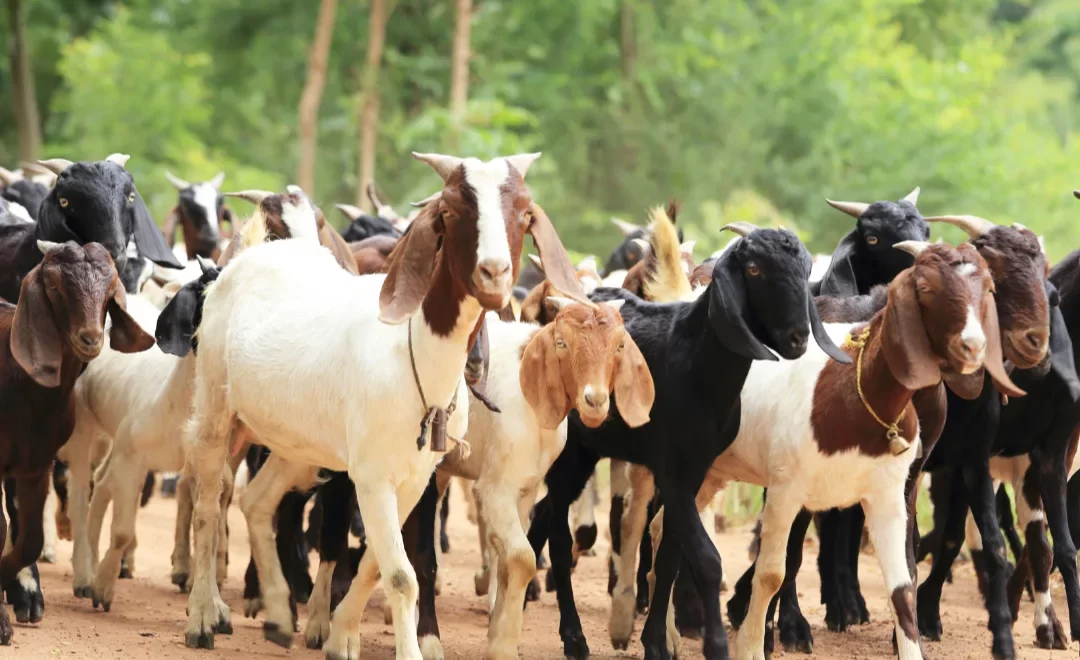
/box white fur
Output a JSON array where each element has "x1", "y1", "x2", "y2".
[
  {"x1": 7, "y1": 201, "x2": 32, "y2": 223},
  {"x1": 956, "y1": 262, "x2": 977, "y2": 277},
  {"x1": 280, "y1": 197, "x2": 319, "y2": 242},
  {"x1": 463, "y1": 158, "x2": 512, "y2": 276},
  {"x1": 184, "y1": 237, "x2": 477, "y2": 658},
  {"x1": 191, "y1": 183, "x2": 220, "y2": 231},
  {"x1": 1035, "y1": 591, "x2": 1053, "y2": 628},
  {"x1": 16, "y1": 567, "x2": 37, "y2": 593},
  {"x1": 960, "y1": 305, "x2": 986, "y2": 363}
]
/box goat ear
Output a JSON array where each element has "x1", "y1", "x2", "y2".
[
  {"x1": 11, "y1": 267, "x2": 63, "y2": 387},
  {"x1": 106, "y1": 283, "x2": 155, "y2": 354},
  {"x1": 881, "y1": 270, "x2": 940, "y2": 390},
  {"x1": 980, "y1": 291, "x2": 1025, "y2": 397},
  {"x1": 130, "y1": 190, "x2": 183, "y2": 269},
  {"x1": 520, "y1": 325, "x2": 570, "y2": 429},
  {"x1": 154, "y1": 282, "x2": 200, "y2": 357},
  {"x1": 708, "y1": 249, "x2": 777, "y2": 361},
  {"x1": 379, "y1": 203, "x2": 442, "y2": 324},
  {"x1": 528, "y1": 204, "x2": 591, "y2": 307},
  {"x1": 318, "y1": 224, "x2": 359, "y2": 275},
  {"x1": 808, "y1": 294, "x2": 851, "y2": 364},
  {"x1": 614, "y1": 332, "x2": 654, "y2": 428},
  {"x1": 817, "y1": 231, "x2": 860, "y2": 296},
  {"x1": 1049, "y1": 302, "x2": 1080, "y2": 403},
  {"x1": 519, "y1": 282, "x2": 548, "y2": 324},
  {"x1": 161, "y1": 207, "x2": 180, "y2": 247}
]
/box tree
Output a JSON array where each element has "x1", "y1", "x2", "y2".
[
  {"x1": 449, "y1": 0, "x2": 472, "y2": 150},
  {"x1": 7, "y1": 0, "x2": 41, "y2": 161},
  {"x1": 356, "y1": 0, "x2": 393, "y2": 210},
  {"x1": 297, "y1": 0, "x2": 338, "y2": 194}
]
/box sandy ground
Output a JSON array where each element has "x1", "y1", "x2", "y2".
[{"x1": 4, "y1": 480, "x2": 1078, "y2": 660}]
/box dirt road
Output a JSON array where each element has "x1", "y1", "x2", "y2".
[{"x1": 6, "y1": 481, "x2": 1077, "y2": 659}]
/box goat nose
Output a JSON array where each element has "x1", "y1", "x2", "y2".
[
  {"x1": 584, "y1": 389, "x2": 608, "y2": 409},
  {"x1": 477, "y1": 258, "x2": 510, "y2": 284},
  {"x1": 961, "y1": 337, "x2": 985, "y2": 360},
  {"x1": 78, "y1": 329, "x2": 102, "y2": 349},
  {"x1": 1025, "y1": 329, "x2": 1046, "y2": 350},
  {"x1": 788, "y1": 329, "x2": 808, "y2": 350}
]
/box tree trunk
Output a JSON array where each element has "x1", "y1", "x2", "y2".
[
  {"x1": 7, "y1": 0, "x2": 41, "y2": 162},
  {"x1": 448, "y1": 0, "x2": 472, "y2": 151},
  {"x1": 356, "y1": 0, "x2": 393, "y2": 210},
  {"x1": 297, "y1": 0, "x2": 339, "y2": 195}
]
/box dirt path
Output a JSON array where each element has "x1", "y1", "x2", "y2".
[{"x1": 6, "y1": 480, "x2": 1077, "y2": 659}]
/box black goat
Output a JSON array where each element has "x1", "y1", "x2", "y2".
[
  {"x1": 0, "y1": 180, "x2": 48, "y2": 221},
  {"x1": 528, "y1": 223, "x2": 849, "y2": 660},
  {"x1": 335, "y1": 203, "x2": 401, "y2": 243}
]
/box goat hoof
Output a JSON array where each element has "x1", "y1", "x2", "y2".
[
  {"x1": 306, "y1": 632, "x2": 325, "y2": 650},
  {"x1": 92, "y1": 597, "x2": 100, "y2": 610},
  {"x1": 118, "y1": 566, "x2": 133, "y2": 580},
  {"x1": 1036, "y1": 609, "x2": 1068, "y2": 650},
  {"x1": 263, "y1": 622, "x2": 293, "y2": 648},
  {"x1": 778, "y1": 612, "x2": 813, "y2": 654},
  {"x1": 185, "y1": 631, "x2": 214, "y2": 650},
  {"x1": 991, "y1": 635, "x2": 1016, "y2": 660},
  {"x1": 561, "y1": 629, "x2": 590, "y2": 660},
  {"x1": 243, "y1": 598, "x2": 262, "y2": 618},
  {"x1": 73, "y1": 586, "x2": 93, "y2": 599},
  {"x1": 439, "y1": 535, "x2": 450, "y2": 554},
  {"x1": 474, "y1": 570, "x2": 490, "y2": 597},
  {"x1": 419, "y1": 634, "x2": 444, "y2": 660},
  {"x1": 574, "y1": 524, "x2": 598, "y2": 552},
  {"x1": 40, "y1": 550, "x2": 56, "y2": 564},
  {"x1": 0, "y1": 618, "x2": 10, "y2": 645},
  {"x1": 525, "y1": 577, "x2": 540, "y2": 603},
  {"x1": 611, "y1": 638, "x2": 629, "y2": 651},
  {"x1": 172, "y1": 572, "x2": 189, "y2": 592},
  {"x1": 214, "y1": 618, "x2": 233, "y2": 635}
]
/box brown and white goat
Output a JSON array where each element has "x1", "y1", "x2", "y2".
[
  {"x1": 0, "y1": 241, "x2": 154, "y2": 644},
  {"x1": 161, "y1": 171, "x2": 234, "y2": 262}
]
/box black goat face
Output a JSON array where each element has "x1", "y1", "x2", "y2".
[
  {"x1": 855, "y1": 200, "x2": 929, "y2": 279},
  {"x1": 177, "y1": 183, "x2": 225, "y2": 245}
]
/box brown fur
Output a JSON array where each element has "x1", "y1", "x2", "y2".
[
  {"x1": 161, "y1": 204, "x2": 234, "y2": 262},
  {"x1": 891, "y1": 585, "x2": 919, "y2": 642},
  {"x1": 520, "y1": 301, "x2": 653, "y2": 430},
  {"x1": 811, "y1": 244, "x2": 1020, "y2": 457},
  {"x1": 350, "y1": 235, "x2": 399, "y2": 275}
]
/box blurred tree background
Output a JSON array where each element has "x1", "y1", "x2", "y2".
[{"x1": 1, "y1": 0, "x2": 1079, "y2": 261}]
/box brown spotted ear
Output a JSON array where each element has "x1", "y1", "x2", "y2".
[
  {"x1": 980, "y1": 291, "x2": 1026, "y2": 397},
  {"x1": 519, "y1": 281, "x2": 550, "y2": 324},
  {"x1": 319, "y1": 224, "x2": 360, "y2": 275},
  {"x1": 520, "y1": 325, "x2": 570, "y2": 429},
  {"x1": 614, "y1": 330, "x2": 654, "y2": 427},
  {"x1": 107, "y1": 283, "x2": 155, "y2": 354},
  {"x1": 11, "y1": 267, "x2": 63, "y2": 387},
  {"x1": 379, "y1": 204, "x2": 443, "y2": 324},
  {"x1": 528, "y1": 203, "x2": 591, "y2": 307},
  {"x1": 881, "y1": 270, "x2": 941, "y2": 391}
]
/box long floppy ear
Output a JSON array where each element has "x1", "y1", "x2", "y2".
[
  {"x1": 528, "y1": 203, "x2": 591, "y2": 307},
  {"x1": 155, "y1": 282, "x2": 201, "y2": 357},
  {"x1": 318, "y1": 224, "x2": 360, "y2": 275},
  {"x1": 520, "y1": 325, "x2": 570, "y2": 429},
  {"x1": 131, "y1": 190, "x2": 183, "y2": 269},
  {"x1": 881, "y1": 270, "x2": 941, "y2": 390},
  {"x1": 35, "y1": 194, "x2": 81, "y2": 243},
  {"x1": 379, "y1": 203, "x2": 442, "y2": 324},
  {"x1": 707, "y1": 248, "x2": 777, "y2": 361},
  {"x1": 106, "y1": 283, "x2": 155, "y2": 354},
  {"x1": 519, "y1": 282, "x2": 550, "y2": 324},
  {"x1": 11, "y1": 267, "x2": 63, "y2": 387},
  {"x1": 614, "y1": 331, "x2": 654, "y2": 427},
  {"x1": 809, "y1": 293, "x2": 851, "y2": 364},
  {"x1": 817, "y1": 231, "x2": 860, "y2": 296},
  {"x1": 161, "y1": 207, "x2": 180, "y2": 247},
  {"x1": 1049, "y1": 302, "x2": 1080, "y2": 403},
  {"x1": 979, "y1": 292, "x2": 1026, "y2": 397}
]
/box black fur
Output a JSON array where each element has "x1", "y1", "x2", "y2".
[
  {"x1": 339, "y1": 213, "x2": 400, "y2": 243},
  {"x1": 0, "y1": 180, "x2": 48, "y2": 220},
  {"x1": 155, "y1": 263, "x2": 221, "y2": 356}
]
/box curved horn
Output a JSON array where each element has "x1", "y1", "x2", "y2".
[
  {"x1": 825, "y1": 199, "x2": 870, "y2": 219},
  {"x1": 505, "y1": 152, "x2": 542, "y2": 179},
  {"x1": 528, "y1": 254, "x2": 545, "y2": 273},
  {"x1": 610, "y1": 217, "x2": 643, "y2": 237},
  {"x1": 105, "y1": 153, "x2": 130, "y2": 168},
  {"x1": 36, "y1": 240, "x2": 66, "y2": 256},
  {"x1": 164, "y1": 171, "x2": 191, "y2": 190},
  {"x1": 412, "y1": 152, "x2": 464, "y2": 182},
  {"x1": 37, "y1": 158, "x2": 74, "y2": 176},
  {"x1": 208, "y1": 171, "x2": 225, "y2": 189},
  {"x1": 196, "y1": 255, "x2": 216, "y2": 273},
  {"x1": 719, "y1": 222, "x2": 759, "y2": 238},
  {"x1": 410, "y1": 191, "x2": 442, "y2": 208},
  {"x1": 923, "y1": 214, "x2": 996, "y2": 240},
  {"x1": 893, "y1": 240, "x2": 931, "y2": 257},
  {"x1": 336, "y1": 203, "x2": 364, "y2": 221},
  {"x1": 902, "y1": 186, "x2": 921, "y2": 206},
  {"x1": 0, "y1": 166, "x2": 20, "y2": 186},
  {"x1": 222, "y1": 190, "x2": 273, "y2": 205}
]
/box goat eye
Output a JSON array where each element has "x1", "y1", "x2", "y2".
[
  {"x1": 617, "y1": 341, "x2": 625, "y2": 353},
  {"x1": 866, "y1": 235, "x2": 879, "y2": 245},
  {"x1": 59, "y1": 197, "x2": 69, "y2": 208},
  {"x1": 555, "y1": 336, "x2": 567, "y2": 349},
  {"x1": 127, "y1": 192, "x2": 136, "y2": 204},
  {"x1": 522, "y1": 209, "x2": 533, "y2": 224},
  {"x1": 747, "y1": 265, "x2": 760, "y2": 277}
]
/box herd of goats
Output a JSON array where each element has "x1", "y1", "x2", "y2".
[{"x1": 0, "y1": 151, "x2": 1078, "y2": 660}]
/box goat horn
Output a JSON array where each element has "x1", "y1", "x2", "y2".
[
  {"x1": 222, "y1": 190, "x2": 273, "y2": 205},
  {"x1": 528, "y1": 254, "x2": 545, "y2": 273},
  {"x1": 825, "y1": 199, "x2": 871, "y2": 219},
  {"x1": 544, "y1": 296, "x2": 575, "y2": 312},
  {"x1": 505, "y1": 152, "x2": 542, "y2": 179},
  {"x1": 611, "y1": 217, "x2": 643, "y2": 237},
  {"x1": 630, "y1": 237, "x2": 651, "y2": 253},
  {"x1": 285, "y1": 184, "x2": 306, "y2": 197},
  {"x1": 410, "y1": 191, "x2": 442, "y2": 208},
  {"x1": 893, "y1": 240, "x2": 931, "y2": 256},
  {"x1": 0, "y1": 167, "x2": 20, "y2": 186},
  {"x1": 719, "y1": 222, "x2": 759, "y2": 237},
  {"x1": 412, "y1": 152, "x2": 464, "y2": 183},
  {"x1": 105, "y1": 153, "x2": 130, "y2": 168},
  {"x1": 366, "y1": 182, "x2": 385, "y2": 209},
  {"x1": 164, "y1": 171, "x2": 191, "y2": 190},
  {"x1": 196, "y1": 255, "x2": 216, "y2": 273},
  {"x1": 1012, "y1": 222, "x2": 1028, "y2": 232},
  {"x1": 602, "y1": 299, "x2": 626, "y2": 311},
  {"x1": 902, "y1": 186, "x2": 921, "y2": 206},
  {"x1": 37, "y1": 158, "x2": 74, "y2": 176},
  {"x1": 336, "y1": 204, "x2": 364, "y2": 221},
  {"x1": 923, "y1": 215, "x2": 996, "y2": 239},
  {"x1": 680, "y1": 240, "x2": 696, "y2": 255},
  {"x1": 209, "y1": 171, "x2": 225, "y2": 189},
  {"x1": 36, "y1": 240, "x2": 66, "y2": 256}
]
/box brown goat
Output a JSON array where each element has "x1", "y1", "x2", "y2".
[
  {"x1": 0, "y1": 241, "x2": 154, "y2": 644},
  {"x1": 350, "y1": 234, "x2": 398, "y2": 275},
  {"x1": 161, "y1": 172, "x2": 234, "y2": 262}
]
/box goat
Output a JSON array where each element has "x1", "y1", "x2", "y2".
[
  {"x1": 0, "y1": 240, "x2": 155, "y2": 644},
  {"x1": 336, "y1": 202, "x2": 402, "y2": 242},
  {"x1": 813, "y1": 187, "x2": 926, "y2": 296},
  {"x1": 161, "y1": 171, "x2": 234, "y2": 261},
  {"x1": 527, "y1": 222, "x2": 850, "y2": 660},
  {"x1": 349, "y1": 234, "x2": 398, "y2": 275},
  {"x1": 0, "y1": 167, "x2": 48, "y2": 221},
  {"x1": 603, "y1": 216, "x2": 665, "y2": 276},
  {"x1": 182, "y1": 152, "x2": 587, "y2": 658}
]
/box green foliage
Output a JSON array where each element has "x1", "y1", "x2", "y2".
[{"x1": 0, "y1": 0, "x2": 1078, "y2": 262}]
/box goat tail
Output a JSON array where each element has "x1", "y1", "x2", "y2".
[{"x1": 643, "y1": 205, "x2": 692, "y2": 303}]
